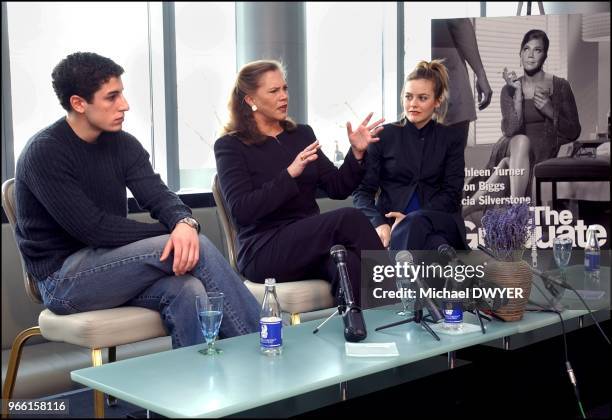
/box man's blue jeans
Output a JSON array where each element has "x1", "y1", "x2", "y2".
[{"x1": 38, "y1": 234, "x2": 260, "y2": 348}]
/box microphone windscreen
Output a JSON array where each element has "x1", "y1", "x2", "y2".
[
  {"x1": 330, "y1": 244, "x2": 346, "y2": 255},
  {"x1": 438, "y1": 244, "x2": 457, "y2": 260},
  {"x1": 330, "y1": 244, "x2": 347, "y2": 263},
  {"x1": 395, "y1": 250, "x2": 414, "y2": 264}
]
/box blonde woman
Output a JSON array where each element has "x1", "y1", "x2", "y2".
[{"x1": 354, "y1": 60, "x2": 468, "y2": 251}]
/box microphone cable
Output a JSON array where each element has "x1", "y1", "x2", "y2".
[
  {"x1": 546, "y1": 275, "x2": 610, "y2": 346},
  {"x1": 524, "y1": 237, "x2": 610, "y2": 346},
  {"x1": 478, "y1": 244, "x2": 587, "y2": 418},
  {"x1": 478, "y1": 245, "x2": 610, "y2": 345},
  {"x1": 527, "y1": 298, "x2": 586, "y2": 419}
]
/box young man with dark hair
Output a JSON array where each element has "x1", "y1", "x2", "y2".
[{"x1": 14, "y1": 52, "x2": 260, "y2": 348}]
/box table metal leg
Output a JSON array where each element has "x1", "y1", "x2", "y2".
[
  {"x1": 340, "y1": 381, "x2": 348, "y2": 401},
  {"x1": 106, "y1": 347, "x2": 117, "y2": 407},
  {"x1": 503, "y1": 336, "x2": 510, "y2": 351},
  {"x1": 448, "y1": 351, "x2": 456, "y2": 369}
]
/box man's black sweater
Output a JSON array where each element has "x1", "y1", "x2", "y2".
[{"x1": 14, "y1": 118, "x2": 192, "y2": 281}]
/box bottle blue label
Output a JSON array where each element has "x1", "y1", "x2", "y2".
[
  {"x1": 442, "y1": 301, "x2": 463, "y2": 324},
  {"x1": 585, "y1": 253, "x2": 600, "y2": 271},
  {"x1": 260, "y1": 318, "x2": 282, "y2": 348}
]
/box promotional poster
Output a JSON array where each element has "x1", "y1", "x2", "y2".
[{"x1": 432, "y1": 13, "x2": 610, "y2": 251}]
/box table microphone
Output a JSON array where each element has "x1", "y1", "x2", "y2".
[
  {"x1": 395, "y1": 251, "x2": 443, "y2": 322},
  {"x1": 439, "y1": 244, "x2": 502, "y2": 313},
  {"x1": 430, "y1": 262, "x2": 454, "y2": 291},
  {"x1": 438, "y1": 244, "x2": 474, "y2": 289},
  {"x1": 438, "y1": 244, "x2": 464, "y2": 266},
  {"x1": 330, "y1": 245, "x2": 367, "y2": 342},
  {"x1": 530, "y1": 266, "x2": 566, "y2": 299}
]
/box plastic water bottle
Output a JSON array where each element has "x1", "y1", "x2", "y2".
[
  {"x1": 442, "y1": 299, "x2": 463, "y2": 331},
  {"x1": 584, "y1": 226, "x2": 601, "y2": 289},
  {"x1": 260, "y1": 278, "x2": 283, "y2": 356}
]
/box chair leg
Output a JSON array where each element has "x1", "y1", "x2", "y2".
[
  {"x1": 1, "y1": 326, "x2": 42, "y2": 418},
  {"x1": 290, "y1": 313, "x2": 301, "y2": 325},
  {"x1": 105, "y1": 347, "x2": 117, "y2": 407},
  {"x1": 91, "y1": 349, "x2": 105, "y2": 418}
]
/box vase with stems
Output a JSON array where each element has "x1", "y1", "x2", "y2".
[{"x1": 481, "y1": 203, "x2": 534, "y2": 321}]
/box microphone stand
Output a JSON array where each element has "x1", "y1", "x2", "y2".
[
  {"x1": 464, "y1": 276, "x2": 493, "y2": 334},
  {"x1": 312, "y1": 307, "x2": 341, "y2": 335},
  {"x1": 313, "y1": 289, "x2": 346, "y2": 335},
  {"x1": 313, "y1": 286, "x2": 365, "y2": 336},
  {"x1": 445, "y1": 286, "x2": 491, "y2": 335},
  {"x1": 467, "y1": 305, "x2": 490, "y2": 334},
  {"x1": 375, "y1": 297, "x2": 441, "y2": 341},
  {"x1": 438, "y1": 245, "x2": 490, "y2": 334}
]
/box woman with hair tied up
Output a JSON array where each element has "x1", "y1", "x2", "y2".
[
  {"x1": 214, "y1": 59, "x2": 385, "y2": 306},
  {"x1": 354, "y1": 59, "x2": 469, "y2": 252}
]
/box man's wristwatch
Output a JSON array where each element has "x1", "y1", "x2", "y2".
[{"x1": 177, "y1": 217, "x2": 200, "y2": 233}]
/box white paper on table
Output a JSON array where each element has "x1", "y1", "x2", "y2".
[
  {"x1": 345, "y1": 342, "x2": 399, "y2": 357},
  {"x1": 430, "y1": 322, "x2": 482, "y2": 336}
]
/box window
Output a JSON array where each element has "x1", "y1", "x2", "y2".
[
  {"x1": 5, "y1": 2, "x2": 235, "y2": 193},
  {"x1": 485, "y1": 2, "x2": 544, "y2": 18},
  {"x1": 404, "y1": 2, "x2": 481, "y2": 71},
  {"x1": 174, "y1": 2, "x2": 236, "y2": 192},
  {"x1": 6, "y1": 2, "x2": 154, "y2": 162},
  {"x1": 306, "y1": 2, "x2": 397, "y2": 164}
]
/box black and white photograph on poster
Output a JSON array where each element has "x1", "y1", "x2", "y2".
[{"x1": 432, "y1": 13, "x2": 611, "y2": 250}]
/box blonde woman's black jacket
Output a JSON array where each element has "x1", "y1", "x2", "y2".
[{"x1": 353, "y1": 118, "x2": 468, "y2": 248}]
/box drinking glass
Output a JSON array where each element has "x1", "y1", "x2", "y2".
[
  {"x1": 196, "y1": 292, "x2": 224, "y2": 355},
  {"x1": 395, "y1": 276, "x2": 414, "y2": 316},
  {"x1": 553, "y1": 237, "x2": 573, "y2": 281}
]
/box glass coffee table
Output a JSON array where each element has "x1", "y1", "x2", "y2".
[{"x1": 71, "y1": 304, "x2": 595, "y2": 418}]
